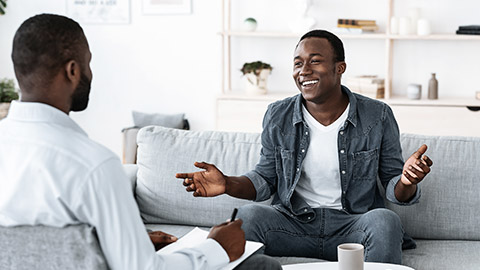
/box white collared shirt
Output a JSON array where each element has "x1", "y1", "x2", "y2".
[{"x1": 0, "y1": 101, "x2": 228, "y2": 270}]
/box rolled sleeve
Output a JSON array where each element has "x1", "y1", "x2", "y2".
[
  {"x1": 244, "y1": 171, "x2": 273, "y2": 202},
  {"x1": 386, "y1": 175, "x2": 422, "y2": 205}
]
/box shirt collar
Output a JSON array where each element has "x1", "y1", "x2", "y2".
[
  {"x1": 293, "y1": 85, "x2": 358, "y2": 128},
  {"x1": 6, "y1": 101, "x2": 88, "y2": 136}
]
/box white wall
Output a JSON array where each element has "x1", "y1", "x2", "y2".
[
  {"x1": 0, "y1": 0, "x2": 222, "y2": 157},
  {"x1": 1, "y1": 0, "x2": 480, "y2": 157}
]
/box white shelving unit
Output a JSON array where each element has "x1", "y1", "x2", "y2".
[{"x1": 217, "y1": 0, "x2": 480, "y2": 135}]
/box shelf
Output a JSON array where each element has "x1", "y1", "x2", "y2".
[
  {"x1": 219, "y1": 30, "x2": 388, "y2": 39},
  {"x1": 384, "y1": 97, "x2": 480, "y2": 107},
  {"x1": 389, "y1": 34, "x2": 480, "y2": 41},
  {"x1": 220, "y1": 31, "x2": 480, "y2": 41},
  {"x1": 218, "y1": 93, "x2": 480, "y2": 108}
]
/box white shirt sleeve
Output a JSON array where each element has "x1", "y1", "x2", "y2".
[{"x1": 70, "y1": 158, "x2": 229, "y2": 270}]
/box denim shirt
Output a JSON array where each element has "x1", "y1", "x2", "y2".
[{"x1": 244, "y1": 86, "x2": 421, "y2": 223}]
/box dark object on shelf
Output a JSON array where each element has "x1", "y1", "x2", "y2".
[
  {"x1": 456, "y1": 25, "x2": 480, "y2": 35},
  {"x1": 428, "y1": 73, "x2": 438, "y2": 100}
]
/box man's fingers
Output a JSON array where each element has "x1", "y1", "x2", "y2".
[
  {"x1": 413, "y1": 144, "x2": 428, "y2": 158},
  {"x1": 415, "y1": 160, "x2": 431, "y2": 174},
  {"x1": 176, "y1": 173, "x2": 194, "y2": 179},
  {"x1": 423, "y1": 155, "x2": 433, "y2": 167},
  {"x1": 407, "y1": 165, "x2": 425, "y2": 179},
  {"x1": 194, "y1": 161, "x2": 214, "y2": 170},
  {"x1": 403, "y1": 170, "x2": 420, "y2": 185}
]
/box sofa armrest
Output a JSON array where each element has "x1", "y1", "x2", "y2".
[
  {"x1": 122, "y1": 127, "x2": 140, "y2": 164},
  {"x1": 123, "y1": 164, "x2": 138, "y2": 193}
]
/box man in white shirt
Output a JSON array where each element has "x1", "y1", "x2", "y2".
[{"x1": 0, "y1": 14, "x2": 281, "y2": 270}]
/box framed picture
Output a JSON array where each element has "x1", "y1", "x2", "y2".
[
  {"x1": 142, "y1": 0, "x2": 192, "y2": 15},
  {"x1": 66, "y1": 0, "x2": 131, "y2": 24}
]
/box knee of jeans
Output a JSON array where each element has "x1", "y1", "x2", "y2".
[
  {"x1": 237, "y1": 204, "x2": 270, "y2": 234},
  {"x1": 364, "y1": 208, "x2": 403, "y2": 236}
]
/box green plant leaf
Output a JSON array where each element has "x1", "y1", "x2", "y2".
[
  {"x1": 0, "y1": 78, "x2": 19, "y2": 103},
  {"x1": 240, "y1": 61, "x2": 272, "y2": 75}
]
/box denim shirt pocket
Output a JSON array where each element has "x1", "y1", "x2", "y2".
[
  {"x1": 275, "y1": 147, "x2": 294, "y2": 184},
  {"x1": 352, "y1": 149, "x2": 378, "y2": 181}
]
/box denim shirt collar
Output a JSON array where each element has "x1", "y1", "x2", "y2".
[{"x1": 292, "y1": 85, "x2": 358, "y2": 128}]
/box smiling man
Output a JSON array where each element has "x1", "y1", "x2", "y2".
[{"x1": 176, "y1": 29, "x2": 433, "y2": 263}]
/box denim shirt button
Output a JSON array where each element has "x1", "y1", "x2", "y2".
[
  {"x1": 303, "y1": 209, "x2": 307, "y2": 212},
  {"x1": 340, "y1": 131, "x2": 344, "y2": 135},
  {"x1": 305, "y1": 131, "x2": 308, "y2": 135},
  {"x1": 297, "y1": 168, "x2": 300, "y2": 171},
  {"x1": 341, "y1": 170, "x2": 346, "y2": 174},
  {"x1": 307, "y1": 216, "x2": 311, "y2": 220},
  {"x1": 340, "y1": 149, "x2": 345, "y2": 154},
  {"x1": 301, "y1": 149, "x2": 305, "y2": 153}
]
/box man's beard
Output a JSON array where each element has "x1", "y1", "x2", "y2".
[{"x1": 70, "y1": 72, "x2": 91, "y2": 112}]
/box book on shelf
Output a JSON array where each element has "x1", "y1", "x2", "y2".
[
  {"x1": 458, "y1": 25, "x2": 480, "y2": 31},
  {"x1": 334, "y1": 27, "x2": 377, "y2": 34},
  {"x1": 337, "y1": 19, "x2": 376, "y2": 26},
  {"x1": 456, "y1": 30, "x2": 480, "y2": 35},
  {"x1": 337, "y1": 24, "x2": 379, "y2": 31}
]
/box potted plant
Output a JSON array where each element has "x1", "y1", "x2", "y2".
[
  {"x1": 0, "y1": 78, "x2": 19, "y2": 119},
  {"x1": 241, "y1": 61, "x2": 272, "y2": 95},
  {"x1": 0, "y1": 0, "x2": 7, "y2": 15}
]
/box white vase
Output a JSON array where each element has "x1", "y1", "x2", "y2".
[
  {"x1": 0, "y1": 102, "x2": 11, "y2": 119},
  {"x1": 245, "y1": 69, "x2": 270, "y2": 95}
]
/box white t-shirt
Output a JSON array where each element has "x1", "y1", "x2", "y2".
[
  {"x1": 295, "y1": 103, "x2": 350, "y2": 209},
  {"x1": 0, "y1": 101, "x2": 229, "y2": 270}
]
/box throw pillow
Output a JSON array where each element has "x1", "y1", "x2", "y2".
[{"x1": 132, "y1": 111, "x2": 185, "y2": 129}]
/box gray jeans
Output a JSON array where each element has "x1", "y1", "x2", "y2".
[
  {"x1": 237, "y1": 204, "x2": 404, "y2": 264},
  {"x1": 235, "y1": 254, "x2": 282, "y2": 270}
]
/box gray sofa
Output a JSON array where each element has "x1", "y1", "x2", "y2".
[{"x1": 2, "y1": 126, "x2": 479, "y2": 269}]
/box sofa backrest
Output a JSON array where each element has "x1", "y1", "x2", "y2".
[
  {"x1": 387, "y1": 134, "x2": 480, "y2": 241},
  {"x1": 0, "y1": 224, "x2": 108, "y2": 270},
  {"x1": 136, "y1": 126, "x2": 271, "y2": 227}
]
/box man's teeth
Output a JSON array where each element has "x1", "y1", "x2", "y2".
[{"x1": 302, "y1": 80, "x2": 318, "y2": 86}]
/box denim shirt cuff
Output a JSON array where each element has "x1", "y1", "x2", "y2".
[
  {"x1": 244, "y1": 170, "x2": 272, "y2": 202},
  {"x1": 386, "y1": 175, "x2": 421, "y2": 205}
]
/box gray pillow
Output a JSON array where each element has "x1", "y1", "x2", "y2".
[{"x1": 132, "y1": 111, "x2": 185, "y2": 129}]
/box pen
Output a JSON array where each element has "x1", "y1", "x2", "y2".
[{"x1": 230, "y1": 208, "x2": 238, "y2": 222}]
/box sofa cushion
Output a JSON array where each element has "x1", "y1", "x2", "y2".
[
  {"x1": 402, "y1": 239, "x2": 480, "y2": 270},
  {"x1": 136, "y1": 126, "x2": 271, "y2": 227},
  {"x1": 387, "y1": 134, "x2": 480, "y2": 240},
  {"x1": 0, "y1": 224, "x2": 108, "y2": 270},
  {"x1": 132, "y1": 111, "x2": 185, "y2": 129}
]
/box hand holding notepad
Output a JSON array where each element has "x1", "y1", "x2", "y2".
[{"x1": 157, "y1": 227, "x2": 263, "y2": 270}]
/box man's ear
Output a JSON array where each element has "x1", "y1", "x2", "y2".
[
  {"x1": 336, "y1": 61, "x2": 347, "y2": 75},
  {"x1": 65, "y1": 60, "x2": 81, "y2": 85}
]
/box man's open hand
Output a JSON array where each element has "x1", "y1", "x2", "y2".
[
  {"x1": 176, "y1": 162, "x2": 227, "y2": 197},
  {"x1": 401, "y1": 144, "x2": 433, "y2": 186},
  {"x1": 148, "y1": 231, "x2": 178, "y2": 251}
]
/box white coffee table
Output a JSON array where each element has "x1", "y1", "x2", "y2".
[{"x1": 282, "y1": 262, "x2": 414, "y2": 270}]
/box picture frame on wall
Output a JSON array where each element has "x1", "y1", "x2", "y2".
[
  {"x1": 66, "y1": 0, "x2": 131, "y2": 24},
  {"x1": 142, "y1": 0, "x2": 192, "y2": 15}
]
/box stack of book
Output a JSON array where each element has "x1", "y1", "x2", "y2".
[
  {"x1": 336, "y1": 19, "x2": 379, "y2": 34},
  {"x1": 456, "y1": 25, "x2": 480, "y2": 35},
  {"x1": 344, "y1": 75, "x2": 385, "y2": 99}
]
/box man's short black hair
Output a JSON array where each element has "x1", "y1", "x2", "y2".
[
  {"x1": 12, "y1": 14, "x2": 88, "y2": 90},
  {"x1": 298, "y1": 29, "x2": 345, "y2": 62}
]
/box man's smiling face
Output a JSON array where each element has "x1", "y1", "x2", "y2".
[{"x1": 293, "y1": 37, "x2": 345, "y2": 104}]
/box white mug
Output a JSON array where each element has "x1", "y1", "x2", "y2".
[
  {"x1": 399, "y1": 17, "x2": 411, "y2": 35},
  {"x1": 407, "y1": 84, "x2": 422, "y2": 99},
  {"x1": 390, "y1": 16, "x2": 399, "y2": 34},
  {"x1": 417, "y1": 18, "x2": 431, "y2": 36},
  {"x1": 337, "y1": 243, "x2": 364, "y2": 270}
]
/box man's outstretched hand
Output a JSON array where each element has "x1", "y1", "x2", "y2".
[
  {"x1": 176, "y1": 162, "x2": 227, "y2": 197},
  {"x1": 401, "y1": 144, "x2": 433, "y2": 186},
  {"x1": 148, "y1": 231, "x2": 178, "y2": 251}
]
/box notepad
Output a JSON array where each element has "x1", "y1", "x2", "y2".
[{"x1": 157, "y1": 227, "x2": 263, "y2": 270}]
